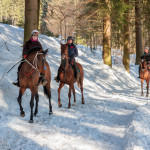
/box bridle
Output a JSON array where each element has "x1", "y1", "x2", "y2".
[
  {"x1": 22, "y1": 51, "x2": 44, "y2": 76},
  {"x1": 141, "y1": 59, "x2": 148, "y2": 73}
]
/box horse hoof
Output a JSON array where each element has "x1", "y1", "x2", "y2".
[
  {"x1": 146, "y1": 95, "x2": 148, "y2": 97},
  {"x1": 59, "y1": 104, "x2": 62, "y2": 108},
  {"x1": 20, "y1": 112, "x2": 25, "y2": 117},
  {"x1": 72, "y1": 102, "x2": 76, "y2": 106},
  {"x1": 49, "y1": 111, "x2": 53, "y2": 115},
  {"x1": 141, "y1": 94, "x2": 144, "y2": 96},
  {"x1": 68, "y1": 105, "x2": 71, "y2": 109},
  {"x1": 29, "y1": 119, "x2": 33, "y2": 123}
]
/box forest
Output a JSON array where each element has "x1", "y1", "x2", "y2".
[{"x1": 1, "y1": 0, "x2": 150, "y2": 72}]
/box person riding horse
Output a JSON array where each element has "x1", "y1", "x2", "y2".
[
  {"x1": 54, "y1": 36, "x2": 80, "y2": 83},
  {"x1": 138, "y1": 47, "x2": 150, "y2": 78},
  {"x1": 13, "y1": 30, "x2": 47, "y2": 87}
]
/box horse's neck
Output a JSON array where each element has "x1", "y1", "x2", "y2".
[{"x1": 64, "y1": 60, "x2": 72, "y2": 72}]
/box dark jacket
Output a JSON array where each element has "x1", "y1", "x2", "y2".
[
  {"x1": 140, "y1": 52, "x2": 150, "y2": 63},
  {"x1": 22, "y1": 39, "x2": 42, "y2": 58},
  {"x1": 68, "y1": 44, "x2": 78, "y2": 59}
]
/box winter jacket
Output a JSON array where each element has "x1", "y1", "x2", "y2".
[
  {"x1": 68, "y1": 44, "x2": 78, "y2": 59},
  {"x1": 22, "y1": 39, "x2": 42, "y2": 58}
]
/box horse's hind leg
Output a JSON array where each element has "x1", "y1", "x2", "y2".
[
  {"x1": 44, "y1": 84, "x2": 53, "y2": 115},
  {"x1": 72, "y1": 84, "x2": 76, "y2": 106},
  {"x1": 146, "y1": 80, "x2": 149, "y2": 97},
  {"x1": 17, "y1": 87, "x2": 26, "y2": 117},
  {"x1": 34, "y1": 88, "x2": 39, "y2": 117},
  {"x1": 29, "y1": 93, "x2": 35, "y2": 123},
  {"x1": 80, "y1": 79, "x2": 84, "y2": 104},
  {"x1": 141, "y1": 79, "x2": 144, "y2": 96},
  {"x1": 58, "y1": 82, "x2": 64, "y2": 107}
]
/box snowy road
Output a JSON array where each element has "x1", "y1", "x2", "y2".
[{"x1": 0, "y1": 24, "x2": 150, "y2": 150}]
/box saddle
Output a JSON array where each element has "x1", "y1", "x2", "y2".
[{"x1": 69, "y1": 61, "x2": 80, "y2": 73}]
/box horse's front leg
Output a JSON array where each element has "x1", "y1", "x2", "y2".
[
  {"x1": 68, "y1": 84, "x2": 72, "y2": 108},
  {"x1": 34, "y1": 89, "x2": 39, "y2": 116},
  {"x1": 58, "y1": 82, "x2": 64, "y2": 107},
  {"x1": 17, "y1": 87, "x2": 26, "y2": 117},
  {"x1": 29, "y1": 93, "x2": 35, "y2": 123},
  {"x1": 141, "y1": 79, "x2": 144, "y2": 96},
  {"x1": 146, "y1": 80, "x2": 149, "y2": 97}
]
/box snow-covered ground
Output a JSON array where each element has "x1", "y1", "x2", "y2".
[{"x1": 0, "y1": 23, "x2": 150, "y2": 150}]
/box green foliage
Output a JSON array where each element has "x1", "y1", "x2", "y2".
[
  {"x1": 0, "y1": 0, "x2": 25, "y2": 27},
  {"x1": 76, "y1": 35, "x2": 86, "y2": 46}
]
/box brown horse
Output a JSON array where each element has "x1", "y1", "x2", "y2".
[
  {"x1": 140, "y1": 58, "x2": 150, "y2": 97},
  {"x1": 58, "y1": 43, "x2": 84, "y2": 108},
  {"x1": 17, "y1": 47, "x2": 52, "y2": 123}
]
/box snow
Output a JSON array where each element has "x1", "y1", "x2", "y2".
[{"x1": 0, "y1": 23, "x2": 150, "y2": 150}]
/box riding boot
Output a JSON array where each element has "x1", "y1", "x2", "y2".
[
  {"x1": 137, "y1": 65, "x2": 141, "y2": 78},
  {"x1": 54, "y1": 66, "x2": 61, "y2": 83},
  {"x1": 12, "y1": 72, "x2": 20, "y2": 87},
  {"x1": 73, "y1": 61, "x2": 80, "y2": 82}
]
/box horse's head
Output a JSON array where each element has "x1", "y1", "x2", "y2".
[
  {"x1": 27, "y1": 47, "x2": 48, "y2": 73},
  {"x1": 61, "y1": 43, "x2": 68, "y2": 60},
  {"x1": 140, "y1": 58, "x2": 147, "y2": 70}
]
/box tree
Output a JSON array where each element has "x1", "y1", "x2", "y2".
[
  {"x1": 135, "y1": 0, "x2": 143, "y2": 65},
  {"x1": 103, "y1": 0, "x2": 112, "y2": 67},
  {"x1": 24, "y1": 0, "x2": 40, "y2": 43},
  {"x1": 123, "y1": 0, "x2": 130, "y2": 73}
]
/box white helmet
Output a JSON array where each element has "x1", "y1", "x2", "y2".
[{"x1": 31, "y1": 30, "x2": 39, "y2": 36}]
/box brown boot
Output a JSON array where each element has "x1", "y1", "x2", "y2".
[{"x1": 12, "y1": 81, "x2": 20, "y2": 87}]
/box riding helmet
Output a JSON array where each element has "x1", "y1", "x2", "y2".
[
  {"x1": 31, "y1": 30, "x2": 39, "y2": 36},
  {"x1": 67, "y1": 36, "x2": 74, "y2": 41}
]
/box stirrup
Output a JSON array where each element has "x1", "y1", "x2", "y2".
[{"x1": 42, "y1": 79, "x2": 47, "y2": 86}]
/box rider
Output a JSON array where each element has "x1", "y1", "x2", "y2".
[
  {"x1": 54, "y1": 36, "x2": 80, "y2": 82},
  {"x1": 138, "y1": 47, "x2": 150, "y2": 78},
  {"x1": 13, "y1": 30, "x2": 47, "y2": 87}
]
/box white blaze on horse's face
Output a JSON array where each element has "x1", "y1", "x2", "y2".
[
  {"x1": 61, "y1": 54, "x2": 66, "y2": 60},
  {"x1": 141, "y1": 59, "x2": 145, "y2": 63}
]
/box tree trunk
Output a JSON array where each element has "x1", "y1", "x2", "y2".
[
  {"x1": 103, "y1": 13, "x2": 112, "y2": 67},
  {"x1": 135, "y1": 0, "x2": 143, "y2": 65},
  {"x1": 24, "y1": 0, "x2": 39, "y2": 44},
  {"x1": 123, "y1": 0, "x2": 130, "y2": 73},
  {"x1": 37, "y1": 0, "x2": 40, "y2": 30}
]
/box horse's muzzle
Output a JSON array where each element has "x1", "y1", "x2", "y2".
[{"x1": 61, "y1": 54, "x2": 66, "y2": 60}]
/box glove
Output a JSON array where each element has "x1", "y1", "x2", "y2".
[{"x1": 24, "y1": 55, "x2": 27, "y2": 58}]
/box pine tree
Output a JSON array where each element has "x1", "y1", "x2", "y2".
[
  {"x1": 135, "y1": 0, "x2": 143, "y2": 65},
  {"x1": 123, "y1": 0, "x2": 130, "y2": 73},
  {"x1": 102, "y1": 0, "x2": 112, "y2": 67}
]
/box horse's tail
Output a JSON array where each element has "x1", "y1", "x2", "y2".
[{"x1": 43, "y1": 86, "x2": 51, "y2": 99}]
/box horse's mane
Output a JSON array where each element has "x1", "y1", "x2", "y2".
[{"x1": 27, "y1": 46, "x2": 42, "y2": 55}]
